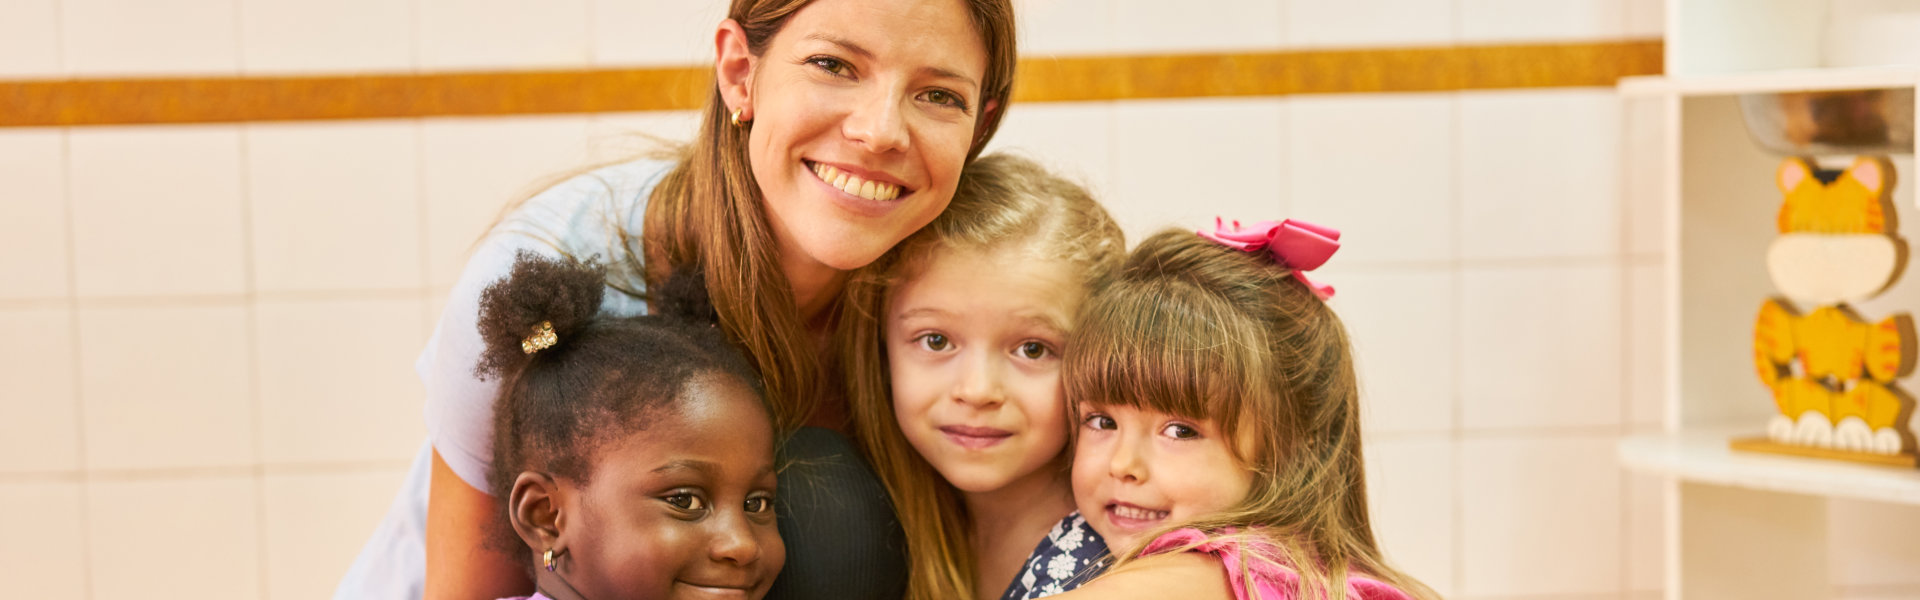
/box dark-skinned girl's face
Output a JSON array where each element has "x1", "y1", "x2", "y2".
[{"x1": 548, "y1": 375, "x2": 783, "y2": 600}]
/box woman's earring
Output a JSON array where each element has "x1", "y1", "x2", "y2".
[
  {"x1": 544, "y1": 548, "x2": 557, "y2": 572},
  {"x1": 730, "y1": 107, "x2": 747, "y2": 127}
]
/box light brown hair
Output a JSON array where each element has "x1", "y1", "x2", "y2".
[
  {"x1": 841, "y1": 153, "x2": 1125, "y2": 600},
  {"x1": 637, "y1": 0, "x2": 1018, "y2": 432},
  {"x1": 1064, "y1": 229, "x2": 1438, "y2": 600}
]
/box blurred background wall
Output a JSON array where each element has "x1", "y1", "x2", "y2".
[{"x1": 4, "y1": 1, "x2": 1919, "y2": 599}]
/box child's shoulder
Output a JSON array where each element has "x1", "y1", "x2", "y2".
[{"x1": 1141, "y1": 528, "x2": 1417, "y2": 600}]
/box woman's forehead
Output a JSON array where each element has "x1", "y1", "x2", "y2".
[{"x1": 772, "y1": 0, "x2": 989, "y2": 85}]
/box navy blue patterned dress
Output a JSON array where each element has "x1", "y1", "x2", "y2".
[{"x1": 999, "y1": 511, "x2": 1110, "y2": 600}]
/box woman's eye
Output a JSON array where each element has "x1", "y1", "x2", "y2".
[
  {"x1": 664, "y1": 493, "x2": 707, "y2": 511},
  {"x1": 1083, "y1": 414, "x2": 1116, "y2": 431},
  {"x1": 920, "y1": 333, "x2": 950, "y2": 351},
  {"x1": 920, "y1": 89, "x2": 969, "y2": 110},
  {"x1": 1017, "y1": 341, "x2": 1049, "y2": 360},
  {"x1": 808, "y1": 56, "x2": 850, "y2": 77},
  {"x1": 745, "y1": 496, "x2": 774, "y2": 514},
  {"x1": 1161, "y1": 423, "x2": 1200, "y2": 440}
]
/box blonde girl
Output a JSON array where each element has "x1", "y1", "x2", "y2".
[
  {"x1": 844, "y1": 153, "x2": 1126, "y2": 600},
  {"x1": 1054, "y1": 222, "x2": 1439, "y2": 600}
]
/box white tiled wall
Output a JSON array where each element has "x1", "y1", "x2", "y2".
[{"x1": 9, "y1": 1, "x2": 1915, "y2": 599}]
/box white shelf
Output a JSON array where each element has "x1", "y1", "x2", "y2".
[
  {"x1": 1619, "y1": 425, "x2": 1920, "y2": 506},
  {"x1": 1620, "y1": 65, "x2": 1920, "y2": 97}
]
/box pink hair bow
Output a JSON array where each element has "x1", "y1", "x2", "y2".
[{"x1": 1197, "y1": 217, "x2": 1342, "y2": 300}]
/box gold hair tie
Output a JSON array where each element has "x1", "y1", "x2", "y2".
[{"x1": 522, "y1": 321, "x2": 557, "y2": 354}]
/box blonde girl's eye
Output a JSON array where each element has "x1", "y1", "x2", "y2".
[
  {"x1": 1161, "y1": 423, "x2": 1201, "y2": 440},
  {"x1": 1017, "y1": 341, "x2": 1050, "y2": 360},
  {"x1": 919, "y1": 333, "x2": 950, "y2": 352},
  {"x1": 664, "y1": 492, "x2": 707, "y2": 511}
]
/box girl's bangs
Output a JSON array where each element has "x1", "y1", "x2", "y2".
[{"x1": 1065, "y1": 279, "x2": 1265, "y2": 423}]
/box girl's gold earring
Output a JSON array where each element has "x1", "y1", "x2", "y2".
[
  {"x1": 730, "y1": 108, "x2": 746, "y2": 127},
  {"x1": 543, "y1": 548, "x2": 557, "y2": 572}
]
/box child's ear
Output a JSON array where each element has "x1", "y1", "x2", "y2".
[{"x1": 509, "y1": 471, "x2": 566, "y2": 556}]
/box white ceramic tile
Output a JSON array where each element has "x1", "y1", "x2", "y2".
[
  {"x1": 1623, "y1": 96, "x2": 1667, "y2": 257},
  {"x1": 1457, "y1": 0, "x2": 1625, "y2": 43},
  {"x1": 1460, "y1": 264, "x2": 1623, "y2": 430},
  {"x1": 421, "y1": 116, "x2": 595, "y2": 287},
  {"x1": 1459, "y1": 89, "x2": 1621, "y2": 260},
  {"x1": 256, "y1": 297, "x2": 427, "y2": 464},
  {"x1": 1109, "y1": 98, "x2": 1285, "y2": 245},
  {"x1": 419, "y1": 0, "x2": 591, "y2": 70},
  {"x1": 587, "y1": 110, "x2": 703, "y2": 164},
  {"x1": 1113, "y1": 0, "x2": 1283, "y2": 53},
  {"x1": 984, "y1": 101, "x2": 1115, "y2": 204},
  {"x1": 247, "y1": 121, "x2": 422, "y2": 293},
  {"x1": 591, "y1": 0, "x2": 727, "y2": 66},
  {"x1": 240, "y1": 0, "x2": 412, "y2": 74},
  {"x1": 0, "y1": 0, "x2": 60, "y2": 77},
  {"x1": 1627, "y1": 262, "x2": 1665, "y2": 427},
  {"x1": 264, "y1": 469, "x2": 411, "y2": 600},
  {"x1": 1458, "y1": 435, "x2": 1623, "y2": 597},
  {"x1": 1287, "y1": 0, "x2": 1453, "y2": 48},
  {"x1": 1625, "y1": 471, "x2": 1664, "y2": 593},
  {"x1": 1014, "y1": 0, "x2": 1114, "y2": 56},
  {"x1": 1331, "y1": 269, "x2": 1456, "y2": 434},
  {"x1": 1835, "y1": 587, "x2": 1920, "y2": 600},
  {"x1": 87, "y1": 476, "x2": 261, "y2": 600},
  {"x1": 1365, "y1": 437, "x2": 1456, "y2": 597},
  {"x1": 1288, "y1": 94, "x2": 1454, "y2": 264},
  {"x1": 1625, "y1": 0, "x2": 1666, "y2": 37},
  {"x1": 1829, "y1": 499, "x2": 1920, "y2": 587},
  {"x1": 0, "y1": 129, "x2": 70, "y2": 300},
  {"x1": 0, "y1": 308, "x2": 79, "y2": 473},
  {"x1": 69, "y1": 126, "x2": 247, "y2": 298},
  {"x1": 0, "y1": 482, "x2": 86, "y2": 600},
  {"x1": 63, "y1": 0, "x2": 238, "y2": 76},
  {"x1": 79, "y1": 305, "x2": 255, "y2": 470}
]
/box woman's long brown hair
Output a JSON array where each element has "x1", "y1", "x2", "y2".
[
  {"x1": 1064, "y1": 230, "x2": 1440, "y2": 600},
  {"x1": 640, "y1": 0, "x2": 1017, "y2": 433}
]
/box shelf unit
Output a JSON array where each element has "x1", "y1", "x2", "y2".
[{"x1": 1616, "y1": 2, "x2": 1920, "y2": 598}]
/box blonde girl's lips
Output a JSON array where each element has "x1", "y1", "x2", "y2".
[
  {"x1": 939, "y1": 425, "x2": 1012, "y2": 450},
  {"x1": 1105, "y1": 502, "x2": 1170, "y2": 530}
]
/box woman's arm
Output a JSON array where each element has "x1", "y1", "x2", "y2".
[
  {"x1": 1050, "y1": 552, "x2": 1234, "y2": 600},
  {"x1": 425, "y1": 448, "x2": 532, "y2": 600}
]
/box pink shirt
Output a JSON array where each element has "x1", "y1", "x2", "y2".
[{"x1": 1142, "y1": 529, "x2": 1413, "y2": 600}]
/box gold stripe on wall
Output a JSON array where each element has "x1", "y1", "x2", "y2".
[{"x1": 0, "y1": 40, "x2": 1660, "y2": 127}]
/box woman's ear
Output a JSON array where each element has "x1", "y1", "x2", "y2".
[
  {"x1": 509, "y1": 471, "x2": 566, "y2": 556},
  {"x1": 714, "y1": 19, "x2": 757, "y2": 122}
]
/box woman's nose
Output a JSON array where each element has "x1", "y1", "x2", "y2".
[{"x1": 842, "y1": 87, "x2": 909, "y2": 153}]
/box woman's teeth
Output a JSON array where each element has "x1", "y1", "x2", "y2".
[
  {"x1": 812, "y1": 162, "x2": 901, "y2": 201},
  {"x1": 1112, "y1": 505, "x2": 1169, "y2": 521}
]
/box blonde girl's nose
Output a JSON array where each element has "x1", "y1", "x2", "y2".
[
  {"x1": 1108, "y1": 432, "x2": 1149, "y2": 483},
  {"x1": 952, "y1": 350, "x2": 1006, "y2": 408}
]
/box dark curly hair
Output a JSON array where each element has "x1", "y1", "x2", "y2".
[{"x1": 476, "y1": 251, "x2": 767, "y2": 568}]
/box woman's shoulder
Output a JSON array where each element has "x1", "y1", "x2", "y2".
[{"x1": 489, "y1": 157, "x2": 678, "y2": 257}]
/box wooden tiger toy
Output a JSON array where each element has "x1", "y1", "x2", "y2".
[{"x1": 1753, "y1": 156, "x2": 1917, "y2": 455}]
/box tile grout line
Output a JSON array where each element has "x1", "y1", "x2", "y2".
[
  {"x1": 1447, "y1": 73, "x2": 1467, "y2": 595},
  {"x1": 1616, "y1": 83, "x2": 1637, "y2": 596},
  {"x1": 237, "y1": 117, "x2": 273, "y2": 599},
  {"x1": 59, "y1": 100, "x2": 96, "y2": 600}
]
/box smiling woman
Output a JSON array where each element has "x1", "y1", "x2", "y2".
[{"x1": 332, "y1": 1, "x2": 1018, "y2": 599}]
